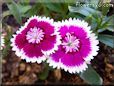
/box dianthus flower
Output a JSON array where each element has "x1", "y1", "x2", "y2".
[
  {"x1": 11, "y1": 16, "x2": 61, "y2": 63},
  {"x1": 47, "y1": 18, "x2": 99, "y2": 73}
]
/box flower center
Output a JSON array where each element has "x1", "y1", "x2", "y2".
[
  {"x1": 26, "y1": 27, "x2": 44, "y2": 44},
  {"x1": 62, "y1": 33, "x2": 80, "y2": 53}
]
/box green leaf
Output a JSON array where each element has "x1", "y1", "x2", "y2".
[
  {"x1": 67, "y1": 12, "x2": 84, "y2": 19},
  {"x1": 69, "y1": 6, "x2": 90, "y2": 16},
  {"x1": 4, "y1": 2, "x2": 31, "y2": 18},
  {"x1": 68, "y1": 6, "x2": 101, "y2": 17},
  {"x1": 7, "y1": 1, "x2": 22, "y2": 24},
  {"x1": 98, "y1": 34, "x2": 114, "y2": 48},
  {"x1": 80, "y1": 65, "x2": 103, "y2": 85},
  {"x1": 107, "y1": 26, "x2": 114, "y2": 32},
  {"x1": 98, "y1": 28, "x2": 107, "y2": 33},
  {"x1": 45, "y1": 3, "x2": 67, "y2": 14},
  {"x1": 38, "y1": 63, "x2": 49, "y2": 80},
  {"x1": 19, "y1": 0, "x2": 30, "y2": 5},
  {"x1": 92, "y1": 15, "x2": 114, "y2": 33},
  {"x1": 102, "y1": 15, "x2": 114, "y2": 27},
  {"x1": 109, "y1": 15, "x2": 114, "y2": 25},
  {"x1": 64, "y1": 0, "x2": 76, "y2": 4},
  {"x1": 101, "y1": 3, "x2": 111, "y2": 15},
  {"x1": 18, "y1": 4, "x2": 31, "y2": 15},
  {"x1": 25, "y1": 3, "x2": 42, "y2": 17},
  {"x1": 40, "y1": 0, "x2": 66, "y2": 14}
]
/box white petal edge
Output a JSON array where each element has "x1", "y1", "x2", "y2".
[
  {"x1": 47, "y1": 56, "x2": 61, "y2": 69},
  {"x1": 84, "y1": 33, "x2": 99, "y2": 62},
  {"x1": 60, "y1": 62, "x2": 88, "y2": 74},
  {"x1": 47, "y1": 56, "x2": 88, "y2": 74},
  {"x1": 10, "y1": 32, "x2": 47, "y2": 63},
  {"x1": 54, "y1": 18, "x2": 92, "y2": 38},
  {"x1": 16, "y1": 15, "x2": 54, "y2": 35},
  {"x1": 41, "y1": 31, "x2": 61, "y2": 55}
]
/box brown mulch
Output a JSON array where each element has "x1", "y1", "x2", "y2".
[{"x1": 2, "y1": 43, "x2": 114, "y2": 85}]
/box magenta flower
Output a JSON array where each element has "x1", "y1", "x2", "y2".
[
  {"x1": 47, "y1": 18, "x2": 99, "y2": 73},
  {"x1": 11, "y1": 16, "x2": 61, "y2": 63}
]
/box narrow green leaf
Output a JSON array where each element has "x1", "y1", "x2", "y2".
[
  {"x1": 69, "y1": 6, "x2": 90, "y2": 16},
  {"x1": 64, "y1": 0, "x2": 76, "y2": 4},
  {"x1": 109, "y1": 15, "x2": 114, "y2": 25},
  {"x1": 102, "y1": 15, "x2": 114, "y2": 27},
  {"x1": 91, "y1": 22, "x2": 97, "y2": 30},
  {"x1": 98, "y1": 34, "x2": 114, "y2": 48},
  {"x1": 18, "y1": 4, "x2": 31, "y2": 14},
  {"x1": 68, "y1": 6, "x2": 101, "y2": 17},
  {"x1": 80, "y1": 65, "x2": 103, "y2": 85},
  {"x1": 67, "y1": 12, "x2": 84, "y2": 19},
  {"x1": 7, "y1": 1, "x2": 22, "y2": 24},
  {"x1": 4, "y1": 2, "x2": 31, "y2": 18},
  {"x1": 40, "y1": 0, "x2": 66, "y2": 14},
  {"x1": 19, "y1": 0, "x2": 30, "y2": 5},
  {"x1": 45, "y1": 3, "x2": 64, "y2": 13},
  {"x1": 25, "y1": 3, "x2": 42, "y2": 17},
  {"x1": 98, "y1": 28, "x2": 107, "y2": 33}
]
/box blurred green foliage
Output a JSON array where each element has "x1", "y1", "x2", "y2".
[{"x1": 2, "y1": 26, "x2": 13, "y2": 57}]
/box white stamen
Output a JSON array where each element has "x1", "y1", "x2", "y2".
[
  {"x1": 26, "y1": 27, "x2": 44, "y2": 44},
  {"x1": 62, "y1": 33, "x2": 80, "y2": 53}
]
